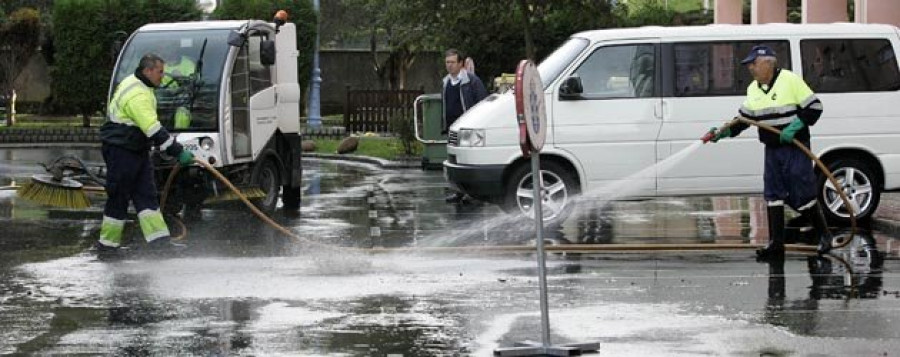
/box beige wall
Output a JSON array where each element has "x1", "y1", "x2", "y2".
[
  {"x1": 802, "y1": 0, "x2": 848, "y2": 23},
  {"x1": 716, "y1": 0, "x2": 900, "y2": 26},
  {"x1": 752, "y1": 0, "x2": 787, "y2": 24},
  {"x1": 857, "y1": 0, "x2": 900, "y2": 27},
  {"x1": 714, "y1": 0, "x2": 743, "y2": 25}
]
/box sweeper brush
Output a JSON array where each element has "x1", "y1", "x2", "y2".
[
  {"x1": 15, "y1": 155, "x2": 105, "y2": 209},
  {"x1": 16, "y1": 174, "x2": 91, "y2": 209}
]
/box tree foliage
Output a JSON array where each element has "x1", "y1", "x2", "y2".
[
  {"x1": 323, "y1": 0, "x2": 441, "y2": 90},
  {"x1": 214, "y1": 0, "x2": 317, "y2": 104},
  {"x1": 52, "y1": 0, "x2": 201, "y2": 125},
  {"x1": 0, "y1": 7, "x2": 41, "y2": 126}
]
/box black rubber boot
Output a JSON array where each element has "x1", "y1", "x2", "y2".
[
  {"x1": 144, "y1": 236, "x2": 186, "y2": 256},
  {"x1": 757, "y1": 203, "x2": 785, "y2": 261},
  {"x1": 801, "y1": 202, "x2": 833, "y2": 255},
  {"x1": 92, "y1": 242, "x2": 128, "y2": 261}
]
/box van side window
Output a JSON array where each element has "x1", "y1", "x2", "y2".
[
  {"x1": 247, "y1": 34, "x2": 273, "y2": 95},
  {"x1": 673, "y1": 41, "x2": 790, "y2": 97},
  {"x1": 801, "y1": 39, "x2": 900, "y2": 92},
  {"x1": 573, "y1": 44, "x2": 656, "y2": 99}
]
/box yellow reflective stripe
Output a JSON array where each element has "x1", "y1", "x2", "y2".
[
  {"x1": 739, "y1": 103, "x2": 797, "y2": 118},
  {"x1": 146, "y1": 121, "x2": 162, "y2": 138},
  {"x1": 138, "y1": 209, "x2": 170, "y2": 241},
  {"x1": 100, "y1": 215, "x2": 126, "y2": 247},
  {"x1": 798, "y1": 200, "x2": 817, "y2": 210},
  {"x1": 799, "y1": 93, "x2": 819, "y2": 108},
  {"x1": 758, "y1": 116, "x2": 795, "y2": 126}
]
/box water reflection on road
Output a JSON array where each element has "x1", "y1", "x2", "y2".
[{"x1": 1, "y1": 150, "x2": 899, "y2": 355}]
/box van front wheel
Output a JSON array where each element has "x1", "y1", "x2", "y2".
[
  {"x1": 817, "y1": 157, "x2": 880, "y2": 225},
  {"x1": 503, "y1": 161, "x2": 578, "y2": 225}
]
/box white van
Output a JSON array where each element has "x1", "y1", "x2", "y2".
[{"x1": 444, "y1": 23, "x2": 900, "y2": 225}]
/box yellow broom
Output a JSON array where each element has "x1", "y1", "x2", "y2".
[
  {"x1": 203, "y1": 187, "x2": 267, "y2": 204},
  {"x1": 16, "y1": 174, "x2": 92, "y2": 209}
]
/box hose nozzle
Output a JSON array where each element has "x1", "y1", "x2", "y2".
[{"x1": 701, "y1": 130, "x2": 715, "y2": 144}]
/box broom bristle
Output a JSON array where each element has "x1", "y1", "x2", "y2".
[
  {"x1": 16, "y1": 180, "x2": 91, "y2": 209},
  {"x1": 204, "y1": 187, "x2": 267, "y2": 204}
]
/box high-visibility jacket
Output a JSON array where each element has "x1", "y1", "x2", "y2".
[
  {"x1": 100, "y1": 73, "x2": 180, "y2": 155},
  {"x1": 161, "y1": 56, "x2": 197, "y2": 88},
  {"x1": 732, "y1": 68, "x2": 823, "y2": 146}
]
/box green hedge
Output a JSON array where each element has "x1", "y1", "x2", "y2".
[{"x1": 51, "y1": 0, "x2": 202, "y2": 121}]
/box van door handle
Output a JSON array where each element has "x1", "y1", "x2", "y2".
[{"x1": 654, "y1": 101, "x2": 663, "y2": 119}]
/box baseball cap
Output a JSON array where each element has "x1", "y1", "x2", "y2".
[{"x1": 741, "y1": 45, "x2": 776, "y2": 65}]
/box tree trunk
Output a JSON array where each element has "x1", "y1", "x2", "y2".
[
  {"x1": 5, "y1": 90, "x2": 15, "y2": 127},
  {"x1": 517, "y1": 0, "x2": 535, "y2": 60},
  {"x1": 82, "y1": 112, "x2": 91, "y2": 127}
]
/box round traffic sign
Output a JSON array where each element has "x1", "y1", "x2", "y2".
[{"x1": 514, "y1": 59, "x2": 546, "y2": 153}]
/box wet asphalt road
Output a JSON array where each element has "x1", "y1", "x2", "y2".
[{"x1": 1, "y1": 148, "x2": 899, "y2": 356}]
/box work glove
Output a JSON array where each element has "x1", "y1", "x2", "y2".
[
  {"x1": 177, "y1": 150, "x2": 195, "y2": 167},
  {"x1": 780, "y1": 118, "x2": 805, "y2": 144},
  {"x1": 704, "y1": 127, "x2": 731, "y2": 143}
]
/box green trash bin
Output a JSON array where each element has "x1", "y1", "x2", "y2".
[{"x1": 415, "y1": 94, "x2": 447, "y2": 170}]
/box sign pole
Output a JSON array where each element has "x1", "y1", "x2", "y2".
[
  {"x1": 494, "y1": 59, "x2": 599, "y2": 357},
  {"x1": 531, "y1": 150, "x2": 552, "y2": 347}
]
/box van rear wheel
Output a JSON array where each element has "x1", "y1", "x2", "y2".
[
  {"x1": 502, "y1": 161, "x2": 578, "y2": 225},
  {"x1": 817, "y1": 157, "x2": 880, "y2": 225}
]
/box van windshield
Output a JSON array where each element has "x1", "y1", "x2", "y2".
[
  {"x1": 538, "y1": 37, "x2": 589, "y2": 89},
  {"x1": 112, "y1": 29, "x2": 231, "y2": 132}
]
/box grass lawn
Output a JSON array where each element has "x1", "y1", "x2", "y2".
[{"x1": 312, "y1": 136, "x2": 422, "y2": 161}]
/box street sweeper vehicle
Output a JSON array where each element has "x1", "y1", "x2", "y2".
[{"x1": 105, "y1": 15, "x2": 304, "y2": 215}]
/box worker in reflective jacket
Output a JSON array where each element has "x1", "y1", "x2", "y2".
[
  {"x1": 706, "y1": 45, "x2": 831, "y2": 259},
  {"x1": 95, "y1": 53, "x2": 194, "y2": 259}
]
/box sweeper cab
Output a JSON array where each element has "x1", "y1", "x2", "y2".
[{"x1": 109, "y1": 12, "x2": 304, "y2": 215}]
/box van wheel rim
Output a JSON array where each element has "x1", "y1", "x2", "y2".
[
  {"x1": 822, "y1": 167, "x2": 873, "y2": 218},
  {"x1": 516, "y1": 170, "x2": 569, "y2": 221}
]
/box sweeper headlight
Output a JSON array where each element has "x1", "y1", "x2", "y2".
[{"x1": 199, "y1": 137, "x2": 214, "y2": 151}]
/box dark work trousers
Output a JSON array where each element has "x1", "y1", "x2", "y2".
[
  {"x1": 102, "y1": 144, "x2": 160, "y2": 220},
  {"x1": 763, "y1": 143, "x2": 817, "y2": 210}
]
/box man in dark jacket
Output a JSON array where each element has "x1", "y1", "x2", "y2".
[
  {"x1": 442, "y1": 49, "x2": 488, "y2": 203},
  {"x1": 441, "y1": 49, "x2": 488, "y2": 133}
]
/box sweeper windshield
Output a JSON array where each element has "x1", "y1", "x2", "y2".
[{"x1": 111, "y1": 29, "x2": 232, "y2": 132}]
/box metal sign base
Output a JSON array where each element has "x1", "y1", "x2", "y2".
[
  {"x1": 493, "y1": 153, "x2": 600, "y2": 357},
  {"x1": 494, "y1": 340, "x2": 600, "y2": 356}
]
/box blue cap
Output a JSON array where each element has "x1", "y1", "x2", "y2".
[{"x1": 741, "y1": 45, "x2": 776, "y2": 65}]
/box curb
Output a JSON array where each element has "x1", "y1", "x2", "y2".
[
  {"x1": 872, "y1": 216, "x2": 900, "y2": 237},
  {"x1": 304, "y1": 152, "x2": 421, "y2": 169}
]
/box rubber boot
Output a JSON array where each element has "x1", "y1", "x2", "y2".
[
  {"x1": 143, "y1": 236, "x2": 186, "y2": 257},
  {"x1": 757, "y1": 203, "x2": 785, "y2": 261},
  {"x1": 91, "y1": 242, "x2": 129, "y2": 261},
  {"x1": 801, "y1": 202, "x2": 833, "y2": 255}
]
